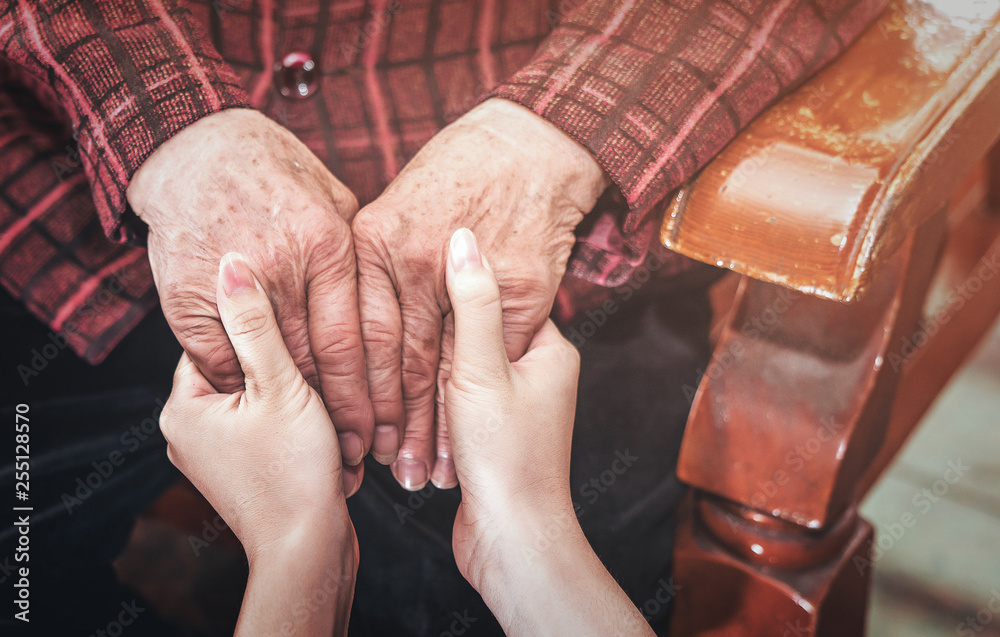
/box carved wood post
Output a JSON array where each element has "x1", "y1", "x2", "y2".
[{"x1": 669, "y1": 214, "x2": 945, "y2": 636}]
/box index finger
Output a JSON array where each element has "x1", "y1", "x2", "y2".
[{"x1": 307, "y1": 238, "x2": 375, "y2": 468}]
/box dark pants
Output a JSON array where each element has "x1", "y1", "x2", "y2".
[
  {"x1": 0, "y1": 290, "x2": 188, "y2": 635},
  {"x1": 0, "y1": 270, "x2": 713, "y2": 636}
]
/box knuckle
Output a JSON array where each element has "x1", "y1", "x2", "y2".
[
  {"x1": 400, "y1": 307, "x2": 443, "y2": 349},
  {"x1": 361, "y1": 317, "x2": 401, "y2": 350},
  {"x1": 333, "y1": 185, "x2": 359, "y2": 220},
  {"x1": 401, "y1": 422, "x2": 434, "y2": 444},
  {"x1": 307, "y1": 226, "x2": 356, "y2": 273},
  {"x1": 370, "y1": 395, "x2": 404, "y2": 425},
  {"x1": 325, "y1": 399, "x2": 373, "y2": 430},
  {"x1": 313, "y1": 327, "x2": 363, "y2": 364},
  {"x1": 160, "y1": 286, "x2": 216, "y2": 319},
  {"x1": 351, "y1": 206, "x2": 389, "y2": 248},
  {"x1": 228, "y1": 306, "x2": 274, "y2": 339},
  {"x1": 401, "y1": 365, "x2": 437, "y2": 399},
  {"x1": 455, "y1": 277, "x2": 501, "y2": 312},
  {"x1": 199, "y1": 343, "x2": 243, "y2": 391},
  {"x1": 365, "y1": 356, "x2": 402, "y2": 389}
]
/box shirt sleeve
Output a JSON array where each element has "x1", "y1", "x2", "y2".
[
  {"x1": 491, "y1": 0, "x2": 890, "y2": 234},
  {"x1": 0, "y1": 0, "x2": 251, "y2": 244}
]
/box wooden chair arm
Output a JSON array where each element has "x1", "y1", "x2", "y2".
[{"x1": 660, "y1": 0, "x2": 1000, "y2": 301}]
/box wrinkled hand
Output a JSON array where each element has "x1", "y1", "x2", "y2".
[
  {"x1": 441, "y1": 229, "x2": 580, "y2": 589},
  {"x1": 128, "y1": 109, "x2": 372, "y2": 479},
  {"x1": 353, "y1": 99, "x2": 608, "y2": 490}
]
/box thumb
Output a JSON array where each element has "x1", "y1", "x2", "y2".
[
  {"x1": 445, "y1": 228, "x2": 510, "y2": 380},
  {"x1": 216, "y1": 252, "x2": 300, "y2": 401}
]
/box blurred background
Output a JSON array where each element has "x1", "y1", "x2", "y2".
[{"x1": 863, "y1": 319, "x2": 1000, "y2": 637}]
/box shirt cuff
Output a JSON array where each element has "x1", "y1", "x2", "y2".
[
  {"x1": 491, "y1": 0, "x2": 889, "y2": 232},
  {"x1": 3, "y1": 2, "x2": 252, "y2": 244}
]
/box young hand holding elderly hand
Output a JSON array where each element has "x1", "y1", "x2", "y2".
[
  {"x1": 159, "y1": 252, "x2": 358, "y2": 636},
  {"x1": 160, "y1": 230, "x2": 653, "y2": 636}
]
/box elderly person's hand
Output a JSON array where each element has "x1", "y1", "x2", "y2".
[
  {"x1": 352, "y1": 98, "x2": 609, "y2": 490},
  {"x1": 442, "y1": 229, "x2": 652, "y2": 637},
  {"x1": 127, "y1": 109, "x2": 372, "y2": 482},
  {"x1": 161, "y1": 252, "x2": 357, "y2": 636}
]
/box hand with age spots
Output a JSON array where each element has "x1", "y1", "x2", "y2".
[
  {"x1": 352, "y1": 98, "x2": 610, "y2": 491},
  {"x1": 127, "y1": 109, "x2": 372, "y2": 493}
]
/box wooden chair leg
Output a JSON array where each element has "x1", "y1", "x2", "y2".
[
  {"x1": 669, "y1": 213, "x2": 946, "y2": 636},
  {"x1": 671, "y1": 493, "x2": 873, "y2": 636}
]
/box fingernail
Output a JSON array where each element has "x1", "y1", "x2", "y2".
[
  {"x1": 339, "y1": 432, "x2": 365, "y2": 466},
  {"x1": 372, "y1": 424, "x2": 399, "y2": 464},
  {"x1": 449, "y1": 228, "x2": 481, "y2": 273},
  {"x1": 430, "y1": 458, "x2": 457, "y2": 490},
  {"x1": 220, "y1": 252, "x2": 257, "y2": 297},
  {"x1": 344, "y1": 469, "x2": 361, "y2": 498},
  {"x1": 392, "y1": 458, "x2": 428, "y2": 491}
]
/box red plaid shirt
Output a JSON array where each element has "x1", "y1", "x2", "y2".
[{"x1": 0, "y1": 0, "x2": 886, "y2": 364}]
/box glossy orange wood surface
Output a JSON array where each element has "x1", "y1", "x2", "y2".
[
  {"x1": 676, "y1": 210, "x2": 943, "y2": 530},
  {"x1": 660, "y1": 0, "x2": 1000, "y2": 301},
  {"x1": 668, "y1": 3, "x2": 1000, "y2": 634}
]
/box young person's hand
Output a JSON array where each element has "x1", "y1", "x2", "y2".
[
  {"x1": 160, "y1": 252, "x2": 356, "y2": 636},
  {"x1": 443, "y1": 229, "x2": 654, "y2": 636}
]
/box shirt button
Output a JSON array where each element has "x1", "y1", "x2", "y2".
[{"x1": 276, "y1": 51, "x2": 319, "y2": 99}]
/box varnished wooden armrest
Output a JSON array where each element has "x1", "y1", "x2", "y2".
[{"x1": 661, "y1": 0, "x2": 1000, "y2": 301}]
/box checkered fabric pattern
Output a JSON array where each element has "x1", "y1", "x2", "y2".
[
  {"x1": 494, "y1": 0, "x2": 889, "y2": 286},
  {"x1": 0, "y1": 67, "x2": 158, "y2": 362},
  {"x1": 0, "y1": 0, "x2": 887, "y2": 364}
]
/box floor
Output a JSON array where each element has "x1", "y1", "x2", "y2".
[{"x1": 863, "y1": 319, "x2": 1000, "y2": 637}]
